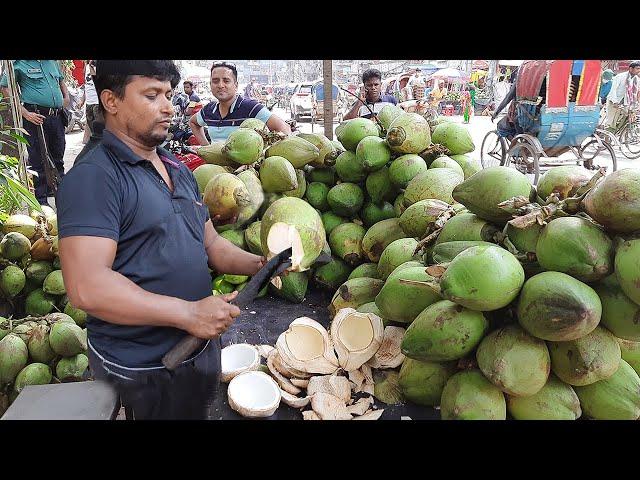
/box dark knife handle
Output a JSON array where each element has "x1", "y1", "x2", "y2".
[{"x1": 162, "y1": 335, "x2": 204, "y2": 370}]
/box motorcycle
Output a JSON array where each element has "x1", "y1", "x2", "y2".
[{"x1": 64, "y1": 85, "x2": 87, "y2": 134}]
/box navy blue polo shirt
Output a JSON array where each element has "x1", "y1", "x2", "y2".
[
  {"x1": 57, "y1": 129, "x2": 212, "y2": 368},
  {"x1": 194, "y1": 95, "x2": 272, "y2": 142}
]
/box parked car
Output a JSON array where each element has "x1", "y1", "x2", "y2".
[{"x1": 289, "y1": 83, "x2": 314, "y2": 121}]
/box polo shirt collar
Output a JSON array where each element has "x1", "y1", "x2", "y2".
[{"x1": 101, "y1": 128, "x2": 181, "y2": 168}]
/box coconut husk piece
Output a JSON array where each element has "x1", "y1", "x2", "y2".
[
  {"x1": 348, "y1": 368, "x2": 365, "y2": 392},
  {"x1": 359, "y1": 364, "x2": 375, "y2": 395},
  {"x1": 256, "y1": 345, "x2": 275, "y2": 359},
  {"x1": 276, "y1": 317, "x2": 340, "y2": 375},
  {"x1": 331, "y1": 308, "x2": 384, "y2": 372},
  {"x1": 353, "y1": 409, "x2": 384, "y2": 420},
  {"x1": 273, "y1": 351, "x2": 313, "y2": 379},
  {"x1": 366, "y1": 326, "x2": 406, "y2": 369},
  {"x1": 279, "y1": 389, "x2": 311, "y2": 409},
  {"x1": 266, "y1": 349, "x2": 302, "y2": 396},
  {"x1": 302, "y1": 410, "x2": 321, "y2": 421},
  {"x1": 290, "y1": 378, "x2": 310, "y2": 388},
  {"x1": 311, "y1": 393, "x2": 353, "y2": 420},
  {"x1": 306, "y1": 374, "x2": 352, "y2": 404},
  {"x1": 346, "y1": 396, "x2": 373, "y2": 416}
]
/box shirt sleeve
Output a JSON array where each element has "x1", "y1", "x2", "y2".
[
  {"x1": 194, "y1": 108, "x2": 207, "y2": 127},
  {"x1": 254, "y1": 106, "x2": 273, "y2": 124},
  {"x1": 57, "y1": 162, "x2": 122, "y2": 241}
]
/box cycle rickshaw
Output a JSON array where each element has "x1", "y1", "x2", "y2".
[{"x1": 481, "y1": 60, "x2": 617, "y2": 184}]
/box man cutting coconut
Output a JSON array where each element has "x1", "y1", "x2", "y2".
[{"x1": 56, "y1": 60, "x2": 266, "y2": 420}]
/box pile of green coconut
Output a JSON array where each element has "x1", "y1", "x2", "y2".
[{"x1": 0, "y1": 207, "x2": 89, "y2": 416}]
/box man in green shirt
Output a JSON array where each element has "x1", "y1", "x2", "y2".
[{"x1": 1, "y1": 60, "x2": 70, "y2": 206}]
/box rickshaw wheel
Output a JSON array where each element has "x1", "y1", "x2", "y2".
[
  {"x1": 506, "y1": 142, "x2": 540, "y2": 185},
  {"x1": 620, "y1": 122, "x2": 640, "y2": 159},
  {"x1": 480, "y1": 131, "x2": 506, "y2": 168},
  {"x1": 581, "y1": 139, "x2": 617, "y2": 173}
]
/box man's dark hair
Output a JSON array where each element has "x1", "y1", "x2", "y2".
[
  {"x1": 629, "y1": 61, "x2": 640, "y2": 69},
  {"x1": 183, "y1": 80, "x2": 194, "y2": 88},
  {"x1": 362, "y1": 69, "x2": 382, "y2": 84},
  {"x1": 94, "y1": 60, "x2": 181, "y2": 112},
  {"x1": 211, "y1": 62, "x2": 238, "y2": 82}
]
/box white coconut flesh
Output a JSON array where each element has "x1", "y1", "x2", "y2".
[
  {"x1": 221, "y1": 344, "x2": 260, "y2": 383},
  {"x1": 227, "y1": 371, "x2": 281, "y2": 418},
  {"x1": 285, "y1": 325, "x2": 325, "y2": 361},
  {"x1": 266, "y1": 222, "x2": 305, "y2": 271},
  {"x1": 367, "y1": 326, "x2": 406, "y2": 369},
  {"x1": 331, "y1": 308, "x2": 384, "y2": 371},
  {"x1": 276, "y1": 317, "x2": 339, "y2": 374}
]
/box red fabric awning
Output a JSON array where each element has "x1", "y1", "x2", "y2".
[
  {"x1": 546, "y1": 60, "x2": 573, "y2": 108},
  {"x1": 516, "y1": 60, "x2": 550, "y2": 101},
  {"x1": 577, "y1": 60, "x2": 602, "y2": 106}
]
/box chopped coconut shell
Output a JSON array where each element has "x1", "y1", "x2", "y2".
[
  {"x1": 276, "y1": 353, "x2": 314, "y2": 379},
  {"x1": 276, "y1": 317, "x2": 339, "y2": 375},
  {"x1": 348, "y1": 369, "x2": 365, "y2": 392},
  {"x1": 306, "y1": 374, "x2": 352, "y2": 404},
  {"x1": 360, "y1": 364, "x2": 375, "y2": 395},
  {"x1": 366, "y1": 326, "x2": 406, "y2": 369},
  {"x1": 256, "y1": 345, "x2": 275, "y2": 359},
  {"x1": 352, "y1": 409, "x2": 384, "y2": 421},
  {"x1": 271, "y1": 276, "x2": 283, "y2": 289},
  {"x1": 220, "y1": 344, "x2": 261, "y2": 383},
  {"x1": 227, "y1": 371, "x2": 281, "y2": 418},
  {"x1": 302, "y1": 410, "x2": 321, "y2": 421},
  {"x1": 267, "y1": 349, "x2": 302, "y2": 396},
  {"x1": 311, "y1": 393, "x2": 353, "y2": 420},
  {"x1": 346, "y1": 396, "x2": 373, "y2": 416},
  {"x1": 331, "y1": 308, "x2": 384, "y2": 372},
  {"x1": 290, "y1": 378, "x2": 310, "y2": 388},
  {"x1": 279, "y1": 389, "x2": 311, "y2": 409},
  {"x1": 266, "y1": 222, "x2": 306, "y2": 271},
  {"x1": 273, "y1": 351, "x2": 299, "y2": 379}
]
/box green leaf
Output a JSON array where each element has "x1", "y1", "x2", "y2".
[{"x1": 9, "y1": 132, "x2": 28, "y2": 145}]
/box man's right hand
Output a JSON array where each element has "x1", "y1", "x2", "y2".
[
  {"x1": 187, "y1": 291, "x2": 241, "y2": 339},
  {"x1": 23, "y1": 110, "x2": 46, "y2": 125}
]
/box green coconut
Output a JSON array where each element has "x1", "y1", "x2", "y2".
[
  {"x1": 42, "y1": 270, "x2": 65, "y2": 295},
  {"x1": 393, "y1": 194, "x2": 406, "y2": 217},
  {"x1": 388, "y1": 154, "x2": 428, "y2": 190},
  {"x1": 24, "y1": 260, "x2": 54, "y2": 286},
  {"x1": 222, "y1": 128, "x2": 264, "y2": 165},
  {"x1": 283, "y1": 169, "x2": 307, "y2": 198},
  {"x1": 435, "y1": 213, "x2": 500, "y2": 245},
  {"x1": 0, "y1": 317, "x2": 10, "y2": 341},
  {"x1": 220, "y1": 229, "x2": 246, "y2": 250},
  {"x1": 0, "y1": 232, "x2": 32, "y2": 260},
  {"x1": 615, "y1": 238, "x2": 640, "y2": 306},
  {"x1": 328, "y1": 222, "x2": 366, "y2": 266},
  {"x1": 312, "y1": 256, "x2": 352, "y2": 290},
  {"x1": 505, "y1": 222, "x2": 544, "y2": 254},
  {"x1": 431, "y1": 122, "x2": 475, "y2": 155},
  {"x1": 260, "y1": 197, "x2": 325, "y2": 272},
  {"x1": 243, "y1": 221, "x2": 262, "y2": 255},
  {"x1": 355, "y1": 136, "x2": 391, "y2": 173},
  {"x1": 197, "y1": 142, "x2": 237, "y2": 167},
  {"x1": 360, "y1": 202, "x2": 396, "y2": 229},
  {"x1": 581, "y1": 168, "x2": 640, "y2": 233},
  {"x1": 594, "y1": 274, "x2": 640, "y2": 341},
  {"x1": 440, "y1": 369, "x2": 507, "y2": 420},
  {"x1": 574, "y1": 359, "x2": 640, "y2": 420},
  {"x1": 431, "y1": 241, "x2": 497, "y2": 264},
  {"x1": 63, "y1": 303, "x2": 87, "y2": 328},
  {"x1": 398, "y1": 199, "x2": 450, "y2": 238},
  {"x1": 266, "y1": 135, "x2": 320, "y2": 168},
  {"x1": 327, "y1": 183, "x2": 365, "y2": 218},
  {"x1": 375, "y1": 266, "x2": 441, "y2": 324},
  {"x1": 334, "y1": 150, "x2": 367, "y2": 183},
  {"x1": 438, "y1": 245, "x2": 525, "y2": 311},
  {"x1": 336, "y1": 118, "x2": 380, "y2": 152},
  {"x1": 56, "y1": 353, "x2": 89, "y2": 382},
  {"x1": 477, "y1": 325, "x2": 550, "y2": 397},
  {"x1": 52, "y1": 257, "x2": 61, "y2": 270},
  {"x1": 259, "y1": 156, "x2": 298, "y2": 193},
  {"x1": 25, "y1": 288, "x2": 56, "y2": 316},
  {"x1": 0, "y1": 265, "x2": 25, "y2": 298},
  {"x1": 517, "y1": 271, "x2": 602, "y2": 341},
  {"x1": 13, "y1": 363, "x2": 52, "y2": 393},
  {"x1": 297, "y1": 133, "x2": 340, "y2": 168},
  {"x1": 402, "y1": 300, "x2": 488, "y2": 362},
  {"x1": 258, "y1": 192, "x2": 283, "y2": 218},
  {"x1": 321, "y1": 211, "x2": 348, "y2": 236},
  {"x1": 348, "y1": 263, "x2": 381, "y2": 281},
  {"x1": 378, "y1": 104, "x2": 404, "y2": 131},
  {"x1": 536, "y1": 165, "x2": 592, "y2": 201},
  {"x1": 362, "y1": 218, "x2": 407, "y2": 263},
  {"x1": 385, "y1": 113, "x2": 431, "y2": 154},
  {"x1": 398, "y1": 358, "x2": 456, "y2": 407},
  {"x1": 429, "y1": 156, "x2": 465, "y2": 178},
  {"x1": 203, "y1": 173, "x2": 251, "y2": 221},
  {"x1": 193, "y1": 164, "x2": 228, "y2": 196},
  {"x1": 536, "y1": 217, "x2": 613, "y2": 283},
  {"x1": 0, "y1": 334, "x2": 29, "y2": 384},
  {"x1": 239, "y1": 118, "x2": 266, "y2": 131},
  {"x1": 617, "y1": 337, "x2": 640, "y2": 375},
  {"x1": 377, "y1": 238, "x2": 420, "y2": 280},
  {"x1": 366, "y1": 167, "x2": 397, "y2": 205},
  {"x1": 216, "y1": 169, "x2": 265, "y2": 232},
  {"x1": 328, "y1": 277, "x2": 384, "y2": 317},
  {"x1": 308, "y1": 167, "x2": 336, "y2": 186},
  {"x1": 2, "y1": 214, "x2": 38, "y2": 239},
  {"x1": 449, "y1": 154, "x2": 482, "y2": 179},
  {"x1": 373, "y1": 370, "x2": 405, "y2": 405},
  {"x1": 269, "y1": 271, "x2": 308, "y2": 304},
  {"x1": 49, "y1": 321, "x2": 87, "y2": 357},
  {"x1": 548, "y1": 326, "x2": 621, "y2": 386},
  {"x1": 404, "y1": 169, "x2": 464, "y2": 207},
  {"x1": 305, "y1": 182, "x2": 330, "y2": 211},
  {"x1": 452, "y1": 166, "x2": 533, "y2": 224},
  {"x1": 27, "y1": 324, "x2": 56, "y2": 363},
  {"x1": 506, "y1": 375, "x2": 582, "y2": 420}
]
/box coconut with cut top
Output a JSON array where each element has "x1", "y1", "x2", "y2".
[
  {"x1": 276, "y1": 317, "x2": 339, "y2": 375},
  {"x1": 221, "y1": 344, "x2": 260, "y2": 383},
  {"x1": 330, "y1": 308, "x2": 384, "y2": 371},
  {"x1": 227, "y1": 371, "x2": 281, "y2": 418}
]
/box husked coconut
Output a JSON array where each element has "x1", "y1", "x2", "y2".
[
  {"x1": 266, "y1": 223, "x2": 306, "y2": 271},
  {"x1": 290, "y1": 378, "x2": 310, "y2": 388},
  {"x1": 311, "y1": 392, "x2": 353, "y2": 420},
  {"x1": 266, "y1": 349, "x2": 302, "y2": 395},
  {"x1": 221, "y1": 344, "x2": 260, "y2": 383},
  {"x1": 346, "y1": 396, "x2": 374, "y2": 416},
  {"x1": 276, "y1": 317, "x2": 339, "y2": 374},
  {"x1": 367, "y1": 326, "x2": 406, "y2": 369},
  {"x1": 302, "y1": 410, "x2": 321, "y2": 420},
  {"x1": 279, "y1": 389, "x2": 311, "y2": 408},
  {"x1": 352, "y1": 409, "x2": 384, "y2": 420},
  {"x1": 256, "y1": 345, "x2": 275, "y2": 358},
  {"x1": 330, "y1": 308, "x2": 384, "y2": 371},
  {"x1": 227, "y1": 371, "x2": 281, "y2": 418},
  {"x1": 306, "y1": 374, "x2": 352, "y2": 403}
]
